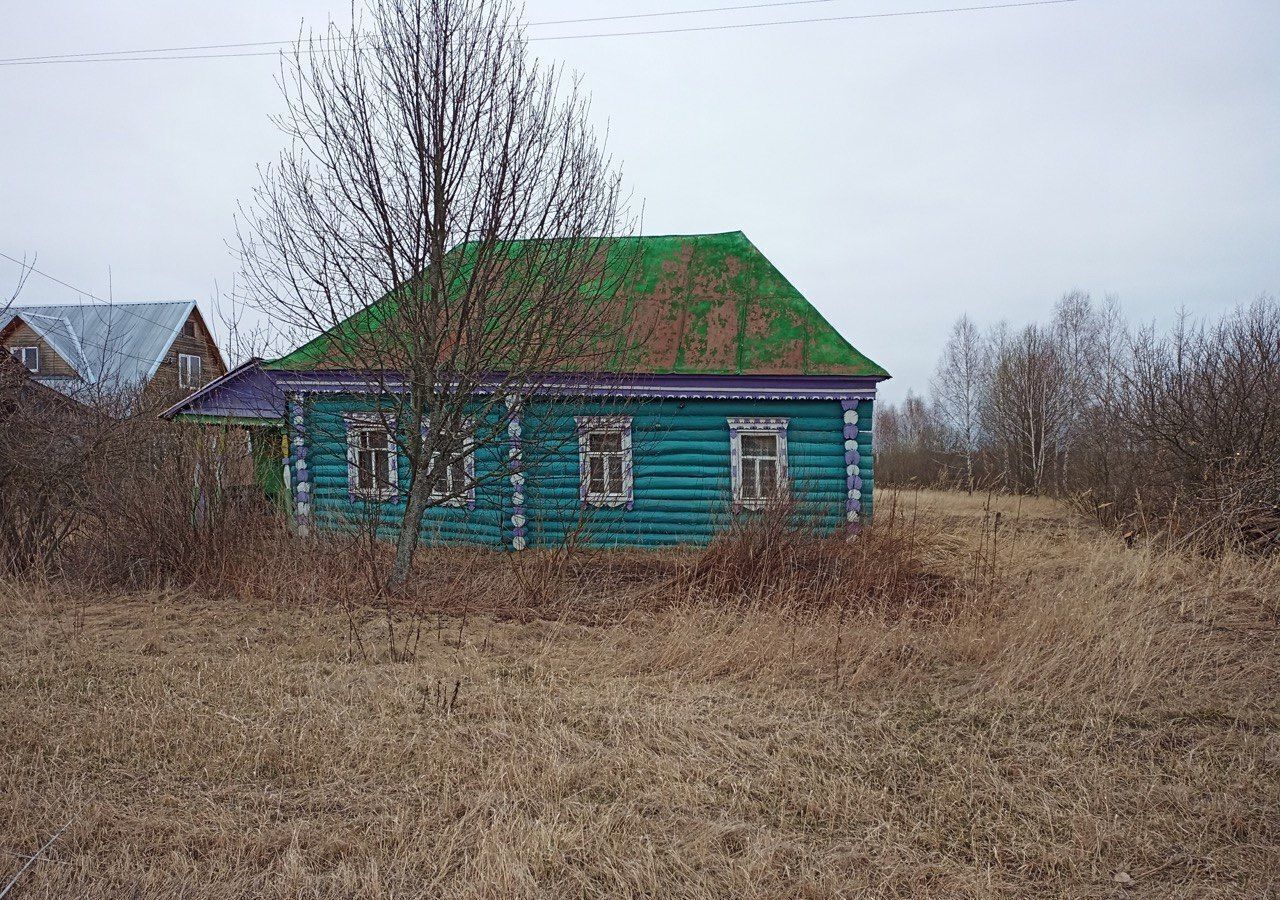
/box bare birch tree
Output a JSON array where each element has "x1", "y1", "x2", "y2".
[
  {"x1": 237, "y1": 0, "x2": 636, "y2": 587},
  {"x1": 931, "y1": 314, "x2": 986, "y2": 492},
  {"x1": 983, "y1": 323, "x2": 1071, "y2": 493}
]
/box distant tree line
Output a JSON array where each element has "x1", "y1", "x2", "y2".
[{"x1": 876, "y1": 293, "x2": 1280, "y2": 553}]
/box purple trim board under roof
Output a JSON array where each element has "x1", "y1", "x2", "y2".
[{"x1": 164, "y1": 361, "x2": 883, "y2": 422}]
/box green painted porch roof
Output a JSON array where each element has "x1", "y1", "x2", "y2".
[{"x1": 266, "y1": 231, "x2": 887, "y2": 378}]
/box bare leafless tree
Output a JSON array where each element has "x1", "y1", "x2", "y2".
[
  {"x1": 931, "y1": 314, "x2": 986, "y2": 492},
  {"x1": 1116, "y1": 297, "x2": 1280, "y2": 549},
  {"x1": 887, "y1": 291, "x2": 1280, "y2": 553},
  {"x1": 982, "y1": 323, "x2": 1071, "y2": 493},
  {"x1": 237, "y1": 0, "x2": 637, "y2": 587},
  {"x1": 2, "y1": 254, "x2": 34, "y2": 320}
]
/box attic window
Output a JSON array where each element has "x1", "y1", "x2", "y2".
[
  {"x1": 182, "y1": 320, "x2": 197, "y2": 338},
  {"x1": 11, "y1": 346, "x2": 39, "y2": 372}
]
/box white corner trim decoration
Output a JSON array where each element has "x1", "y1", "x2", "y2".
[
  {"x1": 575, "y1": 415, "x2": 634, "y2": 510},
  {"x1": 841, "y1": 400, "x2": 863, "y2": 534},
  {"x1": 726, "y1": 416, "x2": 789, "y2": 511},
  {"x1": 288, "y1": 393, "x2": 311, "y2": 537},
  {"x1": 506, "y1": 395, "x2": 527, "y2": 551},
  {"x1": 343, "y1": 410, "x2": 398, "y2": 501}
]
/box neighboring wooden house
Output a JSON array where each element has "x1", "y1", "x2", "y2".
[
  {"x1": 0, "y1": 300, "x2": 227, "y2": 405},
  {"x1": 164, "y1": 232, "x2": 889, "y2": 548},
  {"x1": 0, "y1": 348, "x2": 93, "y2": 416}
]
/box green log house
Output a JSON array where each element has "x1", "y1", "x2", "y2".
[{"x1": 167, "y1": 232, "x2": 889, "y2": 548}]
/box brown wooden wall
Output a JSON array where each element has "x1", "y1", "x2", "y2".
[
  {"x1": 146, "y1": 310, "x2": 228, "y2": 401},
  {"x1": 0, "y1": 321, "x2": 78, "y2": 378}
]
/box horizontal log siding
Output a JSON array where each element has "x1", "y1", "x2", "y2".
[
  {"x1": 305, "y1": 395, "x2": 506, "y2": 546},
  {"x1": 858, "y1": 398, "x2": 875, "y2": 521},
  {"x1": 522, "y1": 398, "x2": 852, "y2": 548},
  {"x1": 301, "y1": 394, "x2": 873, "y2": 548}
]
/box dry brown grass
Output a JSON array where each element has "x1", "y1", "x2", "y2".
[{"x1": 2, "y1": 490, "x2": 1278, "y2": 898}]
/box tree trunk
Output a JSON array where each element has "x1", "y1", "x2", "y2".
[{"x1": 387, "y1": 467, "x2": 433, "y2": 590}]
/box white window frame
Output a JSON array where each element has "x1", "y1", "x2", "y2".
[
  {"x1": 345, "y1": 412, "x2": 399, "y2": 501},
  {"x1": 727, "y1": 417, "x2": 789, "y2": 510},
  {"x1": 428, "y1": 430, "x2": 476, "y2": 509},
  {"x1": 576, "y1": 416, "x2": 633, "y2": 509},
  {"x1": 11, "y1": 346, "x2": 39, "y2": 372},
  {"x1": 178, "y1": 353, "x2": 202, "y2": 388}
]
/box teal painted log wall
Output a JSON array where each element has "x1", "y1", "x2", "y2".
[
  {"x1": 301, "y1": 394, "x2": 875, "y2": 548},
  {"x1": 305, "y1": 395, "x2": 507, "y2": 546}
]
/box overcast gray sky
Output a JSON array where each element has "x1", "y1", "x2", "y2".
[{"x1": 2, "y1": 0, "x2": 1277, "y2": 401}]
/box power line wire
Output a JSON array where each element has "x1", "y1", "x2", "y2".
[
  {"x1": 545, "y1": 0, "x2": 1085, "y2": 38},
  {"x1": 0, "y1": 250, "x2": 110, "y2": 303},
  {"x1": 542, "y1": 0, "x2": 1081, "y2": 39},
  {"x1": 0, "y1": 0, "x2": 1083, "y2": 66},
  {"x1": 0, "y1": 36, "x2": 350, "y2": 65},
  {"x1": 1, "y1": 0, "x2": 845, "y2": 64},
  {"x1": 0, "y1": 250, "x2": 200, "y2": 367},
  {"x1": 537, "y1": 0, "x2": 846, "y2": 26}
]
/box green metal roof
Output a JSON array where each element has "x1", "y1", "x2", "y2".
[{"x1": 267, "y1": 231, "x2": 887, "y2": 378}]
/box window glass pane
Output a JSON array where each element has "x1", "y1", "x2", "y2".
[
  {"x1": 742, "y1": 462, "x2": 759, "y2": 499},
  {"x1": 759, "y1": 460, "x2": 777, "y2": 495},
  {"x1": 380, "y1": 450, "x2": 392, "y2": 483},
  {"x1": 588, "y1": 456, "x2": 605, "y2": 494},
  {"x1": 358, "y1": 449, "x2": 374, "y2": 489},
  {"x1": 604, "y1": 457, "x2": 622, "y2": 494},
  {"x1": 742, "y1": 434, "x2": 776, "y2": 458},
  {"x1": 589, "y1": 430, "x2": 622, "y2": 453}
]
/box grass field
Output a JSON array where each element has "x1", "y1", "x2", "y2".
[{"x1": 2, "y1": 491, "x2": 1277, "y2": 898}]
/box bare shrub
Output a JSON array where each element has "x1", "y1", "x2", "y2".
[
  {"x1": 70, "y1": 424, "x2": 272, "y2": 588},
  {"x1": 0, "y1": 368, "x2": 274, "y2": 588},
  {"x1": 682, "y1": 497, "x2": 964, "y2": 617},
  {"x1": 0, "y1": 363, "x2": 113, "y2": 575},
  {"x1": 1108, "y1": 299, "x2": 1280, "y2": 553},
  {"x1": 890, "y1": 294, "x2": 1280, "y2": 554}
]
